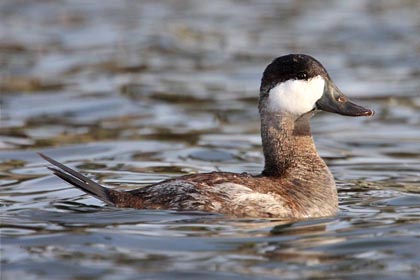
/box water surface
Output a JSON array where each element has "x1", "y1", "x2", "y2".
[{"x1": 1, "y1": 1, "x2": 420, "y2": 279}]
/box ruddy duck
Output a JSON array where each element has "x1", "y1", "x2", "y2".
[{"x1": 40, "y1": 54, "x2": 374, "y2": 218}]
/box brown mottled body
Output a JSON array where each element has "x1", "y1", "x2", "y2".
[{"x1": 43, "y1": 110, "x2": 337, "y2": 218}]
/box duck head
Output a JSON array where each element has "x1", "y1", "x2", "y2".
[{"x1": 259, "y1": 54, "x2": 374, "y2": 118}]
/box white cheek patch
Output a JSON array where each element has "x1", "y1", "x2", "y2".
[{"x1": 267, "y1": 75, "x2": 325, "y2": 115}]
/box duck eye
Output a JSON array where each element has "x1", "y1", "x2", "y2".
[{"x1": 297, "y1": 72, "x2": 307, "y2": 79}]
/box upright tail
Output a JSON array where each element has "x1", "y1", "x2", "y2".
[{"x1": 39, "y1": 153, "x2": 133, "y2": 207}]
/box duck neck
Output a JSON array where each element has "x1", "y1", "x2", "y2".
[{"x1": 260, "y1": 111, "x2": 323, "y2": 177}]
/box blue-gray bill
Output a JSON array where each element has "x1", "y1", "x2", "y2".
[{"x1": 316, "y1": 79, "x2": 374, "y2": 117}]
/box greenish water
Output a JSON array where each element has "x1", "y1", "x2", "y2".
[{"x1": 1, "y1": 1, "x2": 420, "y2": 279}]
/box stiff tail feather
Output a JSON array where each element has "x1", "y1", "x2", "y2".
[{"x1": 39, "y1": 153, "x2": 133, "y2": 207}]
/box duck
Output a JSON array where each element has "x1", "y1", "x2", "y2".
[{"x1": 40, "y1": 54, "x2": 374, "y2": 219}]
